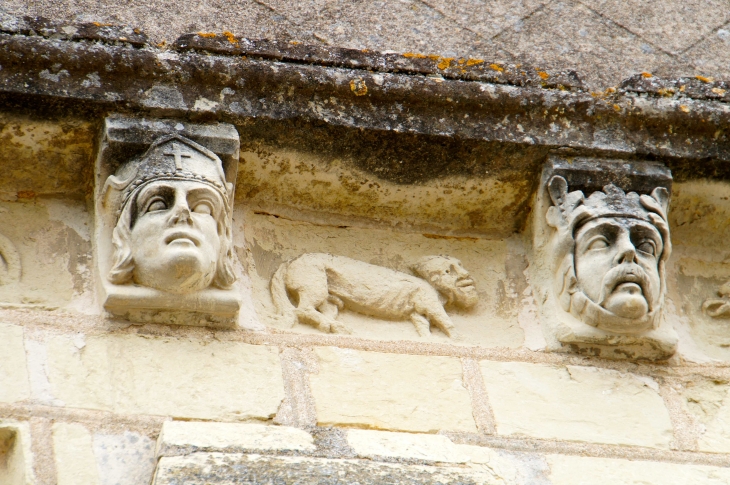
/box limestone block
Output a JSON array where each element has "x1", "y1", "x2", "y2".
[
  {"x1": 52, "y1": 422, "x2": 101, "y2": 485},
  {"x1": 156, "y1": 421, "x2": 315, "y2": 457},
  {"x1": 480, "y1": 361, "x2": 673, "y2": 448},
  {"x1": 346, "y1": 429, "x2": 464, "y2": 463},
  {"x1": 547, "y1": 454, "x2": 730, "y2": 485},
  {"x1": 454, "y1": 445, "x2": 522, "y2": 484},
  {"x1": 0, "y1": 324, "x2": 30, "y2": 403},
  {"x1": 152, "y1": 453, "x2": 507, "y2": 485},
  {"x1": 0, "y1": 199, "x2": 92, "y2": 309},
  {"x1": 682, "y1": 380, "x2": 730, "y2": 453},
  {"x1": 0, "y1": 420, "x2": 33, "y2": 485},
  {"x1": 93, "y1": 431, "x2": 156, "y2": 485},
  {"x1": 46, "y1": 334, "x2": 284, "y2": 420},
  {"x1": 310, "y1": 347, "x2": 476, "y2": 433},
  {"x1": 243, "y1": 208, "x2": 525, "y2": 348}
]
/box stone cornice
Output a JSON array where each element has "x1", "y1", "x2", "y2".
[{"x1": 0, "y1": 17, "x2": 729, "y2": 177}]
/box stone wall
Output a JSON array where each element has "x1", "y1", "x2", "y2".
[{"x1": 0, "y1": 8, "x2": 730, "y2": 485}]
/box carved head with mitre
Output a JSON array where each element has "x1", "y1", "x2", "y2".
[
  {"x1": 105, "y1": 134, "x2": 236, "y2": 293},
  {"x1": 546, "y1": 176, "x2": 671, "y2": 333}
]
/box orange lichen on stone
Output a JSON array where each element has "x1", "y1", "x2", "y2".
[
  {"x1": 537, "y1": 71, "x2": 549, "y2": 80},
  {"x1": 680, "y1": 85, "x2": 686, "y2": 92},
  {"x1": 290, "y1": 41, "x2": 301, "y2": 45},
  {"x1": 680, "y1": 105, "x2": 690, "y2": 113},
  {"x1": 198, "y1": 32, "x2": 217, "y2": 38},
  {"x1": 437, "y1": 57, "x2": 454, "y2": 70},
  {"x1": 605, "y1": 87, "x2": 616, "y2": 94},
  {"x1": 657, "y1": 88, "x2": 675, "y2": 97},
  {"x1": 466, "y1": 59, "x2": 484, "y2": 67},
  {"x1": 222, "y1": 31, "x2": 238, "y2": 45},
  {"x1": 712, "y1": 87, "x2": 727, "y2": 96},
  {"x1": 350, "y1": 79, "x2": 368, "y2": 96},
  {"x1": 696, "y1": 75, "x2": 714, "y2": 83},
  {"x1": 641, "y1": 72, "x2": 653, "y2": 78},
  {"x1": 92, "y1": 22, "x2": 113, "y2": 27},
  {"x1": 613, "y1": 104, "x2": 621, "y2": 112},
  {"x1": 489, "y1": 63, "x2": 504, "y2": 72},
  {"x1": 403, "y1": 52, "x2": 427, "y2": 59}
]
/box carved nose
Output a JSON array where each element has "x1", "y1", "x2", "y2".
[
  {"x1": 615, "y1": 233, "x2": 636, "y2": 265},
  {"x1": 170, "y1": 205, "x2": 192, "y2": 225}
]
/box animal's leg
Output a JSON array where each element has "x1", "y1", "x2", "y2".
[
  {"x1": 294, "y1": 287, "x2": 333, "y2": 333},
  {"x1": 415, "y1": 299, "x2": 456, "y2": 337},
  {"x1": 410, "y1": 312, "x2": 431, "y2": 337},
  {"x1": 318, "y1": 299, "x2": 352, "y2": 334},
  {"x1": 428, "y1": 310, "x2": 456, "y2": 337}
]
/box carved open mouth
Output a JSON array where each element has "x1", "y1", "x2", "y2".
[{"x1": 164, "y1": 231, "x2": 200, "y2": 246}]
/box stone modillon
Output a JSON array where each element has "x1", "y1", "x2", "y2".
[
  {"x1": 95, "y1": 117, "x2": 242, "y2": 327},
  {"x1": 536, "y1": 164, "x2": 678, "y2": 360}
]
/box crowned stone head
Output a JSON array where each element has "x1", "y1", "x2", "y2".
[
  {"x1": 546, "y1": 175, "x2": 671, "y2": 333},
  {"x1": 105, "y1": 134, "x2": 236, "y2": 294}
]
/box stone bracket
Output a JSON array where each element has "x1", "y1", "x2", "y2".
[{"x1": 94, "y1": 115, "x2": 241, "y2": 327}]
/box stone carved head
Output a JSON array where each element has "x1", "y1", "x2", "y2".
[
  {"x1": 412, "y1": 255, "x2": 478, "y2": 308},
  {"x1": 546, "y1": 176, "x2": 670, "y2": 333},
  {"x1": 105, "y1": 134, "x2": 236, "y2": 294}
]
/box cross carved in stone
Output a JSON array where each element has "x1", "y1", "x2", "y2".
[{"x1": 163, "y1": 143, "x2": 193, "y2": 170}]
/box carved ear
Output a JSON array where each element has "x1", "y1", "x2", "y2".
[
  {"x1": 548, "y1": 175, "x2": 568, "y2": 206},
  {"x1": 650, "y1": 186, "x2": 670, "y2": 214}
]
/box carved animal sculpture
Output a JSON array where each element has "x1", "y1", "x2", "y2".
[{"x1": 270, "y1": 253, "x2": 478, "y2": 336}]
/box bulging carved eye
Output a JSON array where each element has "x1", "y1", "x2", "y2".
[
  {"x1": 147, "y1": 199, "x2": 167, "y2": 212},
  {"x1": 588, "y1": 238, "x2": 609, "y2": 250},
  {"x1": 193, "y1": 202, "x2": 213, "y2": 215},
  {"x1": 637, "y1": 241, "x2": 656, "y2": 255}
]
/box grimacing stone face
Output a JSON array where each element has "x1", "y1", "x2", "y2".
[
  {"x1": 574, "y1": 217, "x2": 663, "y2": 320},
  {"x1": 129, "y1": 180, "x2": 224, "y2": 293}
]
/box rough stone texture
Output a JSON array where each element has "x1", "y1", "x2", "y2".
[
  {"x1": 92, "y1": 431, "x2": 157, "y2": 485},
  {"x1": 0, "y1": 324, "x2": 29, "y2": 403},
  {"x1": 310, "y1": 348, "x2": 476, "y2": 433},
  {"x1": 547, "y1": 454, "x2": 730, "y2": 485},
  {"x1": 152, "y1": 453, "x2": 508, "y2": 485},
  {"x1": 0, "y1": 199, "x2": 92, "y2": 310},
  {"x1": 52, "y1": 422, "x2": 101, "y2": 485},
  {"x1": 346, "y1": 430, "x2": 464, "y2": 463},
  {"x1": 0, "y1": 113, "x2": 94, "y2": 200},
  {"x1": 680, "y1": 380, "x2": 730, "y2": 453},
  {"x1": 4, "y1": 1, "x2": 729, "y2": 90},
  {"x1": 45, "y1": 334, "x2": 285, "y2": 420},
  {"x1": 480, "y1": 361, "x2": 674, "y2": 448},
  {"x1": 156, "y1": 422, "x2": 316, "y2": 457}
]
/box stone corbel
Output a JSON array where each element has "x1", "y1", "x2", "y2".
[
  {"x1": 531, "y1": 154, "x2": 678, "y2": 360},
  {"x1": 94, "y1": 115, "x2": 241, "y2": 327}
]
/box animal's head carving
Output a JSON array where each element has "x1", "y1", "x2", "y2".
[{"x1": 412, "y1": 255, "x2": 478, "y2": 309}]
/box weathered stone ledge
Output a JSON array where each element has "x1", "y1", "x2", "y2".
[{"x1": 0, "y1": 22, "x2": 729, "y2": 172}]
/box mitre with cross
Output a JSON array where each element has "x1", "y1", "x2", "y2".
[{"x1": 104, "y1": 134, "x2": 233, "y2": 215}]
